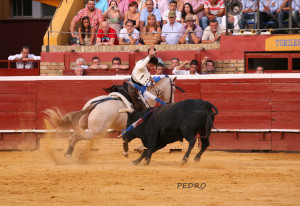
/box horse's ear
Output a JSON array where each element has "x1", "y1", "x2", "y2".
[{"x1": 172, "y1": 76, "x2": 177, "y2": 82}]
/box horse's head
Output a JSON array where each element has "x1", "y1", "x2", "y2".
[{"x1": 146, "y1": 77, "x2": 177, "y2": 106}]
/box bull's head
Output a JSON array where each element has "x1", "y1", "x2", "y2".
[
  {"x1": 121, "y1": 129, "x2": 136, "y2": 143},
  {"x1": 121, "y1": 108, "x2": 152, "y2": 143}
]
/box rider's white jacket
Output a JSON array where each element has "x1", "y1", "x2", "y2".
[{"x1": 131, "y1": 56, "x2": 151, "y2": 86}]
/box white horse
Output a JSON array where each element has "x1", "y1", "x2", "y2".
[{"x1": 45, "y1": 77, "x2": 178, "y2": 157}]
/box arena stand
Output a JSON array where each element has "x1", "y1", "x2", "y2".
[{"x1": 0, "y1": 74, "x2": 300, "y2": 152}]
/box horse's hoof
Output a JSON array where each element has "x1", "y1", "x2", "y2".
[
  {"x1": 123, "y1": 154, "x2": 129, "y2": 158},
  {"x1": 64, "y1": 153, "x2": 71, "y2": 158},
  {"x1": 181, "y1": 159, "x2": 188, "y2": 165}
]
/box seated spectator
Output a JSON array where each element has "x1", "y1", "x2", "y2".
[
  {"x1": 140, "y1": 14, "x2": 162, "y2": 45},
  {"x1": 174, "y1": 0, "x2": 184, "y2": 12},
  {"x1": 161, "y1": 11, "x2": 184, "y2": 44},
  {"x1": 172, "y1": 60, "x2": 200, "y2": 75},
  {"x1": 72, "y1": 58, "x2": 88, "y2": 75},
  {"x1": 256, "y1": 66, "x2": 264, "y2": 73},
  {"x1": 170, "y1": 57, "x2": 180, "y2": 70},
  {"x1": 181, "y1": 3, "x2": 200, "y2": 26},
  {"x1": 179, "y1": 14, "x2": 202, "y2": 44},
  {"x1": 108, "y1": 0, "x2": 129, "y2": 15},
  {"x1": 95, "y1": 0, "x2": 108, "y2": 13},
  {"x1": 70, "y1": 0, "x2": 104, "y2": 42},
  {"x1": 163, "y1": 1, "x2": 182, "y2": 25},
  {"x1": 256, "y1": 0, "x2": 277, "y2": 29},
  {"x1": 96, "y1": 21, "x2": 119, "y2": 45},
  {"x1": 154, "y1": 63, "x2": 165, "y2": 75},
  {"x1": 123, "y1": 1, "x2": 140, "y2": 30},
  {"x1": 78, "y1": 16, "x2": 96, "y2": 45},
  {"x1": 140, "y1": 0, "x2": 162, "y2": 31},
  {"x1": 104, "y1": 0, "x2": 124, "y2": 35},
  {"x1": 89, "y1": 57, "x2": 109, "y2": 69},
  {"x1": 239, "y1": 0, "x2": 257, "y2": 30},
  {"x1": 8, "y1": 46, "x2": 41, "y2": 69},
  {"x1": 275, "y1": 0, "x2": 299, "y2": 33},
  {"x1": 75, "y1": 67, "x2": 84, "y2": 76},
  {"x1": 111, "y1": 57, "x2": 129, "y2": 70},
  {"x1": 201, "y1": 56, "x2": 215, "y2": 74},
  {"x1": 183, "y1": 0, "x2": 205, "y2": 26},
  {"x1": 135, "y1": 0, "x2": 146, "y2": 12},
  {"x1": 201, "y1": 0, "x2": 225, "y2": 30},
  {"x1": 202, "y1": 19, "x2": 226, "y2": 44},
  {"x1": 221, "y1": 4, "x2": 240, "y2": 32},
  {"x1": 119, "y1": 20, "x2": 140, "y2": 45},
  {"x1": 153, "y1": 0, "x2": 169, "y2": 20}
]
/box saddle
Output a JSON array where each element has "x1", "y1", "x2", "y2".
[{"x1": 103, "y1": 82, "x2": 136, "y2": 113}]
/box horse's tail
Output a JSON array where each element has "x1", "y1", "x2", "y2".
[{"x1": 44, "y1": 104, "x2": 95, "y2": 130}]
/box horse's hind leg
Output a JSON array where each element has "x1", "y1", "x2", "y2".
[
  {"x1": 194, "y1": 137, "x2": 210, "y2": 161},
  {"x1": 65, "y1": 133, "x2": 83, "y2": 157}
]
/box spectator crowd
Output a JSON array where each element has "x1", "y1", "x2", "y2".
[
  {"x1": 70, "y1": 53, "x2": 216, "y2": 76},
  {"x1": 70, "y1": 0, "x2": 300, "y2": 46}
]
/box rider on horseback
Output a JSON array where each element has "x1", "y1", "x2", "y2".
[{"x1": 128, "y1": 46, "x2": 158, "y2": 111}]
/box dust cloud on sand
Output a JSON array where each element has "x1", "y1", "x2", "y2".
[{"x1": 0, "y1": 129, "x2": 299, "y2": 206}]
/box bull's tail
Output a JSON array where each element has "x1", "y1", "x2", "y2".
[
  {"x1": 204, "y1": 101, "x2": 218, "y2": 138},
  {"x1": 44, "y1": 104, "x2": 96, "y2": 130},
  {"x1": 205, "y1": 101, "x2": 218, "y2": 116}
]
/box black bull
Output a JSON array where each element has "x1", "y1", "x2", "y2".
[{"x1": 122, "y1": 99, "x2": 218, "y2": 165}]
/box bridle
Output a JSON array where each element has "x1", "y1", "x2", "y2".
[{"x1": 150, "y1": 77, "x2": 174, "y2": 104}]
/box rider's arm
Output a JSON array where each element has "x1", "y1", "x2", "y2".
[{"x1": 135, "y1": 56, "x2": 151, "y2": 72}]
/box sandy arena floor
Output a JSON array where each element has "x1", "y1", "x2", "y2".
[{"x1": 0, "y1": 135, "x2": 299, "y2": 206}]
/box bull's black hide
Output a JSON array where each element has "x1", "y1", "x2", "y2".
[{"x1": 123, "y1": 99, "x2": 218, "y2": 165}]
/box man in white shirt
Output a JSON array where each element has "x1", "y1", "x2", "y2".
[
  {"x1": 161, "y1": 11, "x2": 184, "y2": 44},
  {"x1": 201, "y1": 19, "x2": 226, "y2": 44},
  {"x1": 119, "y1": 20, "x2": 140, "y2": 45},
  {"x1": 72, "y1": 58, "x2": 89, "y2": 76},
  {"x1": 172, "y1": 60, "x2": 200, "y2": 75},
  {"x1": 162, "y1": 1, "x2": 182, "y2": 25},
  {"x1": 128, "y1": 46, "x2": 158, "y2": 111},
  {"x1": 8, "y1": 46, "x2": 41, "y2": 69}
]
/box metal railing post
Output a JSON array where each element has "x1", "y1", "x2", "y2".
[
  {"x1": 46, "y1": 30, "x2": 50, "y2": 52},
  {"x1": 257, "y1": 0, "x2": 260, "y2": 31},
  {"x1": 225, "y1": 0, "x2": 229, "y2": 35},
  {"x1": 289, "y1": 0, "x2": 292, "y2": 34}
]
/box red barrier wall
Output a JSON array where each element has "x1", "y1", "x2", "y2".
[{"x1": 1, "y1": 74, "x2": 299, "y2": 151}]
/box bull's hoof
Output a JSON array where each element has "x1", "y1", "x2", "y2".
[
  {"x1": 181, "y1": 159, "x2": 188, "y2": 165},
  {"x1": 143, "y1": 159, "x2": 150, "y2": 165},
  {"x1": 132, "y1": 160, "x2": 140, "y2": 165},
  {"x1": 122, "y1": 151, "x2": 129, "y2": 158},
  {"x1": 194, "y1": 156, "x2": 201, "y2": 161}
]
